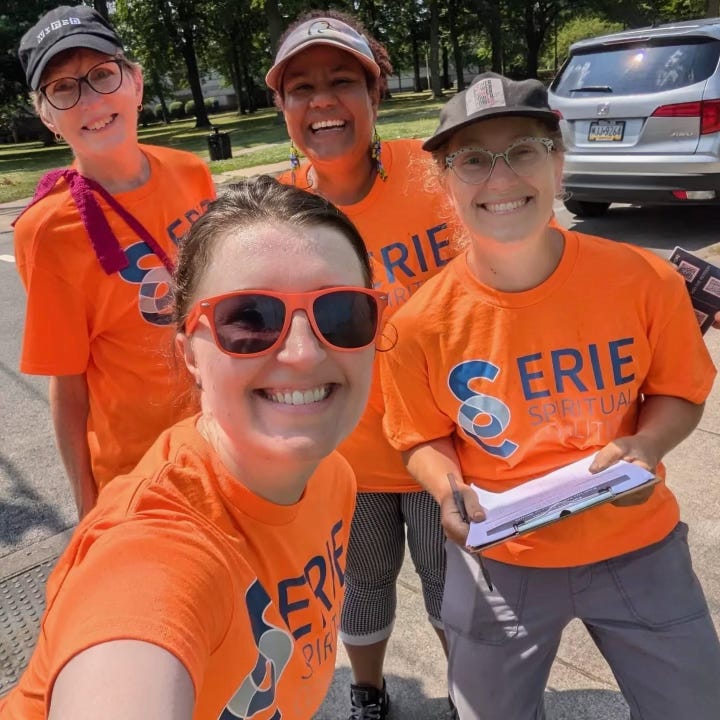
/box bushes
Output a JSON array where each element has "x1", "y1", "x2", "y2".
[
  {"x1": 146, "y1": 97, "x2": 222, "y2": 122},
  {"x1": 168, "y1": 101, "x2": 185, "y2": 120},
  {"x1": 138, "y1": 106, "x2": 155, "y2": 126}
]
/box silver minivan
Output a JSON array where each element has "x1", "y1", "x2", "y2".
[{"x1": 548, "y1": 18, "x2": 720, "y2": 217}]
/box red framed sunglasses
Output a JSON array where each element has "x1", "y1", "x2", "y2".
[{"x1": 185, "y1": 287, "x2": 388, "y2": 358}]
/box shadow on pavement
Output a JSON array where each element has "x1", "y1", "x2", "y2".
[
  {"x1": 569, "y1": 205, "x2": 720, "y2": 254},
  {"x1": 0, "y1": 453, "x2": 68, "y2": 553}
]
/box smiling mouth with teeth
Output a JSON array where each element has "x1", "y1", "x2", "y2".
[
  {"x1": 310, "y1": 120, "x2": 346, "y2": 132},
  {"x1": 84, "y1": 114, "x2": 118, "y2": 132},
  {"x1": 481, "y1": 198, "x2": 530, "y2": 214},
  {"x1": 262, "y1": 384, "x2": 334, "y2": 406}
]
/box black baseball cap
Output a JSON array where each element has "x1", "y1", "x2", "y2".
[
  {"x1": 423, "y1": 72, "x2": 559, "y2": 152},
  {"x1": 19, "y1": 5, "x2": 124, "y2": 91}
]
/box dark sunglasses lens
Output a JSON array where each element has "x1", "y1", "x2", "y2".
[
  {"x1": 313, "y1": 291, "x2": 378, "y2": 349},
  {"x1": 213, "y1": 294, "x2": 285, "y2": 355}
]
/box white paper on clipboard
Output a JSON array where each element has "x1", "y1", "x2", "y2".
[{"x1": 466, "y1": 453, "x2": 655, "y2": 549}]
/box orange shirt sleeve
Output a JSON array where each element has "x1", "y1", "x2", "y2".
[
  {"x1": 380, "y1": 304, "x2": 456, "y2": 451},
  {"x1": 19, "y1": 256, "x2": 90, "y2": 375},
  {"x1": 41, "y1": 517, "x2": 235, "y2": 705}
]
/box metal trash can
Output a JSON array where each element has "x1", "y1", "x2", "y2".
[{"x1": 207, "y1": 126, "x2": 232, "y2": 161}]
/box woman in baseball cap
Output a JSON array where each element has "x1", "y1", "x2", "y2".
[
  {"x1": 12, "y1": 5, "x2": 214, "y2": 519},
  {"x1": 380, "y1": 72, "x2": 720, "y2": 719},
  {"x1": 267, "y1": 10, "x2": 461, "y2": 719}
]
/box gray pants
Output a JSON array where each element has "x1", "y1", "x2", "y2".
[{"x1": 443, "y1": 523, "x2": 720, "y2": 720}]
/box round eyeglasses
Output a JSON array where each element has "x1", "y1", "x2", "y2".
[
  {"x1": 40, "y1": 59, "x2": 125, "y2": 111},
  {"x1": 445, "y1": 137, "x2": 554, "y2": 184}
]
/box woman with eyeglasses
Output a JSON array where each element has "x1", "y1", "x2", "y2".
[
  {"x1": 13, "y1": 4, "x2": 214, "y2": 518},
  {"x1": 266, "y1": 12, "x2": 461, "y2": 717},
  {"x1": 0, "y1": 176, "x2": 386, "y2": 720},
  {"x1": 381, "y1": 72, "x2": 720, "y2": 719}
]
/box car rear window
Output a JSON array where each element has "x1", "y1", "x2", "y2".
[{"x1": 551, "y1": 37, "x2": 720, "y2": 97}]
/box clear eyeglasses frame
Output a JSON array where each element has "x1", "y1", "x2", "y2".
[
  {"x1": 40, "y1": 59, "x2": 125, "y2": 111},
  {"x1": 445, "y1": 136, "x2": 555, "y2": 184}
]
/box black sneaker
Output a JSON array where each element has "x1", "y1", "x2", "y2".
[{"x1": 348, "y1": 679, "x2": 391, "y2": 719}]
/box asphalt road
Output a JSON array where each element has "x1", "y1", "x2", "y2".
[{"x1": 2, "y1": 201, "x2": 720, "y2": 559}]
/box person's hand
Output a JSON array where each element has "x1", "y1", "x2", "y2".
[
  {"x1": 439, "y1": 483, "x2": 485, "y2": 547},
  {"x1": 590, "y1": 435, "x2": 658, "y2": 507},
  {"x1": 713, "y1": 311, "x2": 720, "y2": 330}
]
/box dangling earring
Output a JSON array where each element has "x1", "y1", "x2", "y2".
[
  {"x1": 371, "y1": 127, "x2": 387, "y2": 181},
  {"x1": 195, "y1": 377, "x2": 203, "y2": 390},
  {"x1": 137, "y1": 103, "x2": 143, "y2": 113},
  {"x1": 289, "y1": 140, "x2": 300, "y2": 181},
  {"x1": 54, "y1": 132, "x2": 63, "y2": 143}
]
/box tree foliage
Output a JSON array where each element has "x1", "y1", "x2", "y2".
[{"x1": 1, "y1": 0, "x2": 718, "y2": 143}]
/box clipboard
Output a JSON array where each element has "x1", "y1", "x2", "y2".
[{"x1": 466, "y1": 475, "x2": 661, "y2": 552}]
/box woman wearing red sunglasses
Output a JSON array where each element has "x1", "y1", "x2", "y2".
[{"x1": 1, "y1": 176, "x2": 386, "y2": 720}]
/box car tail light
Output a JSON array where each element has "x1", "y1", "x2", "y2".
[
  {"x1": 651, "y1": 100, "x2": 720, "y2": 134},
  {"x1": 672, "y1": 190, "x2": 716, "y2": 200}
]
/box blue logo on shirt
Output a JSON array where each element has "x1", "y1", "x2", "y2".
[{"x1": 219, "y1": 581, "x2": 293, "y2": 720}]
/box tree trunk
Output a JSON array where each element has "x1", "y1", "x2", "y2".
[
  {"x1": 429, "y1": 0, "x2": 443, "y2": 98},
  {"x1": 448, "y1": 0, "x2": 465, "y2": 90},
  {"x1": 264, "y1": 0, "x2": 282, "y2": 57},
  {"x1": 707, "y1": 0, "x2": 720, "y2": 17},
  {"x1": 411, "y1": 27, "x2": 422, "y2": 92},
  {"x1": 244, "y1": 72, "x2": 257, "y2": 112},
  {"x1": 524, "y1": 3, "x2": 541, "y2": 78},
  {"x1": 486, "y1": 1, "x2": 503, "y2": 73},
  {"x1": 156, "y1": 1, "x2": 210, "y2": 127},
  {"x1": 150, "y1": 68, "x2": 170, "y2": 123},
  {"x1": 93, "y1": 0, "x2": 109, "y2": 20},
  {"x1": 230, "y1": 44, "x2": 246, "y2": 114},
  {"x1": 178, "y1": 21, "x2": 210, "y2": 128},
  {"x1": 442, "y1": 44, "x2": 451, "y2": 89}
]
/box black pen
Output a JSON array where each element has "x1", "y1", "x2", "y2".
[{"x1": 447, "y1": 473, "x2": 493, "y2": 591}]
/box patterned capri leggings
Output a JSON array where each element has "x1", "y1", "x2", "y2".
[{"x1": 339, "y1": 490, "x2": 446, "y2": 645}]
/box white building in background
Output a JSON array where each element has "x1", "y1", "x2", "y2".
[{"x1": 172, "y1": 72, "x2": 238, "y2": 109}]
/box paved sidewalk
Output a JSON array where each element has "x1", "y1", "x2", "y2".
[
  {"x1": 2, "y1": 168, "x2": 719, "y2": 717},
  {"x1": 2, "y1": 327, "x2": 719, "y2": 717},
  {"x1": 0, "y1": 159, "x2": 289, "y2": 242}
]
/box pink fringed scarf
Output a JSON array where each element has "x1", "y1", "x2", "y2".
[{"x1": 12, "y1": 168, "x2": 174, "y2": 275}]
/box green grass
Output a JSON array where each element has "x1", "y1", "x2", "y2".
[{"x1": 0, "y1": 91, "x2": 450, "y2": 203}]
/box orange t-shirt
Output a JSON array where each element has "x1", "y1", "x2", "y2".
[
  {"x1": 381, "y1": 229, "x2": 716, "y2": 567},
  {"x1": 14, "y1": 145, "x2": 215, "y2": 490},
  {"x1": 279, "y1": 139, "x2": 459, "y2": 492},
  {"x1": 0, "y1": 416, "x2": 356, "y2": 720}
]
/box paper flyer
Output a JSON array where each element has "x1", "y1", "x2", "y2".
[{"x1": 668, "y1": 247, "x2": 720, "y2": 334}]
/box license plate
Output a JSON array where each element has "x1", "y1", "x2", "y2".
[{"x1": 588, "y1": 120, "x2": 625, "y2": 141}]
